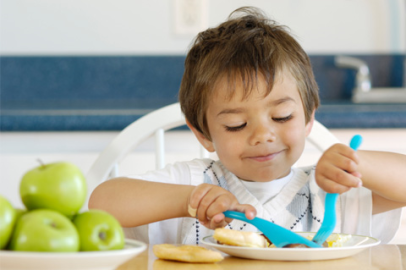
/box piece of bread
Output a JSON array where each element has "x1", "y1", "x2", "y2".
[
  {"x1": 213, "y1": 228, "x2": 268, "y2": 248},
  {"x1": 153, "y1": 244, "x2": 224, "y2": 263},
  {"x1": 153, "y1": 259, "x2": 223, "y2": 270}
]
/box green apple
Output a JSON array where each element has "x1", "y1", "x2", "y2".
[
  {"x1": 14, "y1": 208, "x2": 28, "y2": 221},
  {"x1": 20, "y1": 161, "x2": 87, "y2": 217},
  {"x1": 0, "y1": 195, "x2": 16, "y2": 249},
  {"x1": 73, "y1": 210, "x2": 125, "y2": 251},
  {"x1": 4, "y1": 208, "x2": 28, "y2": 250},
  {"x1": 10, "y1": 209, "x2": 79, "y2": 252}
]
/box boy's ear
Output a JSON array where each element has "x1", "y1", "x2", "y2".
[
  {"x1": 305, "y1": 110, "x2": 315, "y2": 137},
  {"x1": 186, "y1": 120, "x2": 215, "y2": 152}
]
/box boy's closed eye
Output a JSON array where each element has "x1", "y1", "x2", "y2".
[
  {"x1": 272, "y1": 114, "x2": 293, "y2": 123},
  {"x1": 224, "y1": 114, "x2": 293, "y2": 132},
  {"x1": 225, "y1": 123, "x2": 247, "y2": 132}
]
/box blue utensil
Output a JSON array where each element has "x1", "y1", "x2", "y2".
[
  {"x1": 312, "y1": 134, "x2": 363, "y2": 246},
  {"x1": 223, "y1": 210, "x2": 321, "y2": 248},
  {"x1": 311, "y1": 193, "x2": 339, "y2": 246}
]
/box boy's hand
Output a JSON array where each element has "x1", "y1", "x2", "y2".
[
  {"x1": 315, "y1": 143, "x2": 363, "y2": 194},
  {"x1": 188, "y1": 183, "x2": 256, "y2": 230}
]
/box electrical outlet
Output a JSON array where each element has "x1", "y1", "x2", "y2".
[{"x1": 173, "y1": 0, "x2": 208, "y2": 36}]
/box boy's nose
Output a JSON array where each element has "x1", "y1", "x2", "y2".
[{"x1": 249, "y1": 123, "x2": 276, "y2": 145}]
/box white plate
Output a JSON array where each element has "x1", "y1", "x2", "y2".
[
  {"x1": 202, "y1": 232, "x2": 380, "y2": 261},
  {"x1": 0, "y1": 239, "x2": 146, "y2": 270}
]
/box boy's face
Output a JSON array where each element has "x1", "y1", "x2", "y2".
[{"x1": 200, "y1": 71, "x2": 314, "y2": 182}]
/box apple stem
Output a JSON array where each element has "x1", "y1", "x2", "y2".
[
  {"x1": 99, "y1": 231, "x2": 107, "y2": 241},
  {"x1": 37, "y1": 158, "x2": 46, "y2": 169}
]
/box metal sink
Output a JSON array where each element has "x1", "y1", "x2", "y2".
[
  {"x1": 335, "y1": 55, "x2": 406, "y2": 103},
  {"x1": 352, "y1": 88, "x2": 406, "y2": 103}
]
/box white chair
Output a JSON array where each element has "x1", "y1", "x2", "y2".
[{"x1": 86, "y1": 102, "x2": 340, "y2": 206}]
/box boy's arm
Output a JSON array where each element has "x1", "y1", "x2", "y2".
[
  {"x1": 88, "y1": 177, "x2": 195, "y2": 227},
  {"x1": 89, "y1": 178, "x2": 256, "y2": 229},
  {"x1": 357, "y1": 150, "x2": 406, "y2": 214}
]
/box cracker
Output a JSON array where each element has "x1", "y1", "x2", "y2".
[
  {"x1": 213, "y1": 228, "x2": 268, "y2": 248},
  {"x1": 153, "y1": 244, "x2": 223, "y2": 263},
  {"x1": 153, "y1": 259, "x2": 223, "y2": 269}
]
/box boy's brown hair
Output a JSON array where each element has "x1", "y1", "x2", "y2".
[{"x1": 179, "y1": 6, "x2": 319, "y2": 140}]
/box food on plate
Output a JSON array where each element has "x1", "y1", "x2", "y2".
[
  {"x1": 213, "y1": 228, "x2": 269, "y2": 248},
  {"x1": 213, "y1": 228, "x2": 351, "y2": 249},
  {"x1": 153, "y1": 244, "x2": 224, "y2": 263},
  {"x1": 325, "y1": 233, "x2": 352, "y2": 247},
  {"x1": 283, "y1": 243, "x2": 310, "y2": 248},
  {"x1": 282, "y1": 234, "x2": 352, "y2": 248}
]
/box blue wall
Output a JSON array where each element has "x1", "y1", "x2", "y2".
[{"x1": 1, "y1": 54, "x2": 405, "y2": 130}]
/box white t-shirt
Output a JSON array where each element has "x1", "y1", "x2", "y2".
[
  {"x1": 241, "y1": 170, "x2": 293, "y2": 204},
  {"x1": 124, "y1": 159, "x2": 402, "y2": 245}
]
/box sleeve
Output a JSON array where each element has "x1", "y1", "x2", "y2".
[
  {"x1": 125, "y1": 161, "x2": 192, "y2": 185},
  {"x1": 340, "y1": 187, "x2": 402, "y2": 244}
]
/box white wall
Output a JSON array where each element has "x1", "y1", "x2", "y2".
[{"x1": 1, "y1": 0, "x2": 405, "y2": 55}]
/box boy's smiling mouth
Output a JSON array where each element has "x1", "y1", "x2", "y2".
[{"x1": 245, "y1": 150, "x2": 284, "y2": 162}]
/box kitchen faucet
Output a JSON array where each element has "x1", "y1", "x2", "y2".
[
  {"x1": 335, "y1": 55, "x2": 406, "y2": 103},
  {"x1": 335, "y1": 56, "x2": 372, "y2": 93}
]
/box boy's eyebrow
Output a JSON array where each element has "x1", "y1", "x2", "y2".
[
  {"x1": 271, "y1": 97, "x2": 296, "y2": 106},
  {"x1": 217, "y1": 97, "x2": 295, "y2": 116},
  {"x1": 217, "y1": 108, "x2": 244, "y2": 116}
]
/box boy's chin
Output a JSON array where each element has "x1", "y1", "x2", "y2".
[{"x1": 237, "y1": 169, "x2": 292, "y2": 182}]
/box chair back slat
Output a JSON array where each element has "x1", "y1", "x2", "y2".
[{"x1": 155, "y1": 128, "x2": 165, "y2": 169}]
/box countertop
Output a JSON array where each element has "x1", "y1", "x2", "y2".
[
  {"x1": 1, "y1": 101, "x2": 405, "y2": 131},
  {"x1": 116, "y1": 244, "x2": 406, "y2": 270}
]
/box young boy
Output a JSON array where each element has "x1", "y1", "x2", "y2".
[{"x1": 89, "y1": 7, "x2": 406, "y2": 245}]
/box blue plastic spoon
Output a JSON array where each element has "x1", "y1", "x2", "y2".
[
  {"x1": 312, "y1": 134, "x2": 363, "y2": 246},
  {"x1": 223, "y1": 210, "x2": 321, "y2": 248}
]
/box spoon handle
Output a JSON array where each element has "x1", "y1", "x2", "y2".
[
  {"x1": 349, "y1": 134, "x2": 363, "y2": 151},
  {"x1": 312, "y1": 134, "x2": 363, "y2": 245}
]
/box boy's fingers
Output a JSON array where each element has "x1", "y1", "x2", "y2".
[
  {"x1": 189, "y1": 185, "x2": 209, "y2": 208},
  {"x1": 324, "y1": 150, "x2": 357, "y2": 173},
  {"x1": 211, "y1": 213, "x2": 228, "y2": 229},
  {"x1": 208, "y1": 207, "x2": 255, "y2": 229},
  {"x1": 332, "y1": 143, "x2": 359, "y2": 158},
  {"x1": 189, "y1": 184, "x2": 256, "y2": 227},
  {"x1": 198, "y1": 213, "x2": 227, "y2": 230},
  {"x1": 342, "y1": 147, "x2": 360, "y2": 164},
  {"x1": 233, "y1": 204, "x2": 257, "y2": 219},
  {"x1": 331, "y1": 174, "x2": 362, "y2": 189},
  {"x1": 197, "y1": 188, "x2": 228, "y2": 222},
  {"x1": 225, "y1": 217, "x2": 233, "y2": 224},
  {"x1": 350, "y1": 171, "x2": 362, "y2": 178},
  {"x1": 188, "y1": 184, "x2": 212, "y2": 218},
  {"x1": 318, "y1": 161, "x2": 361, "y2": 188},
  {"x1": 209, "y1": 217, "x2": 228, "y2": 230},
  {"x1": 204, "y1": 194, "x2": 234, "y2": 222},
  {"x1": 318, "y1": 175, "x2": 353, "y2": 194}
]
